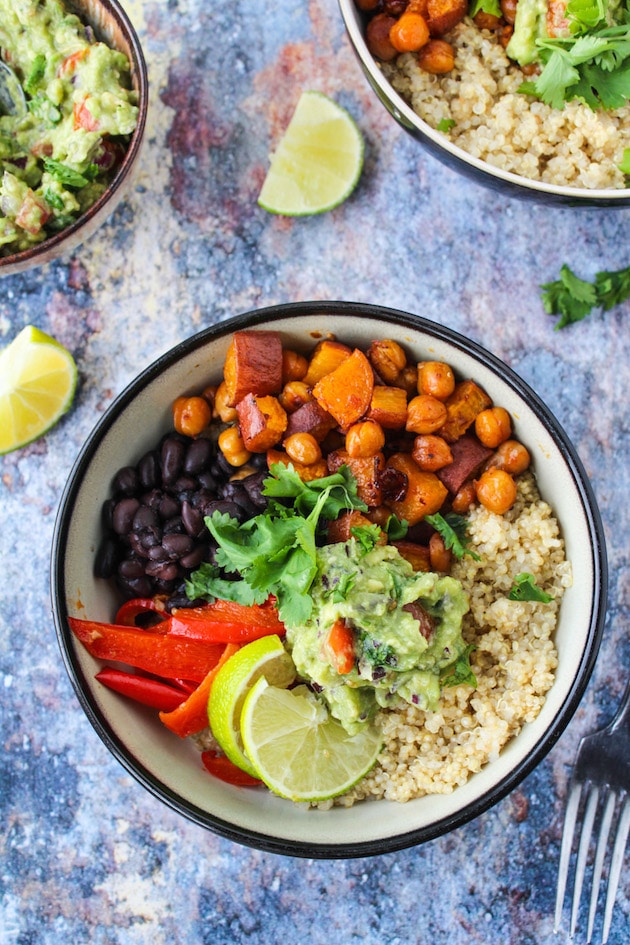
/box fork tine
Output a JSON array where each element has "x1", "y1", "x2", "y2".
[
  {"x1": 555, "y1": 781, "x2": 584, "y2": 933},
  {"x1": 570, "y1": 783, "x2": 599, "y2": 937},
  {"x1": 602, "y1": 794, "x2": 630, "y2": 945},
  {"x1": 586, "y1": 788, "x2": 616, "y2": 944}
]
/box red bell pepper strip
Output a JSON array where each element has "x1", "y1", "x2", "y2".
[
  {"x1": 159, "y1": 643, "x2": 240, "y2": 738},
  {"x1": 168, "y1": 599, "x2": 285, "y2": 643},
  {"x1": 326, "y1": 619, "x2": 356, "y2": 675},
  {"x1": 68, "y1": 616, "x2": 225, "y2": 683},
  {"x1": 95, "y1": 667, "x2": 187, "y2": 712},
  {"x1": 115, "y1": 598, "x2": 165, "y2": 627},
  {"x1": 201, "y1": 750, "x2": 261, "y2": 787}
]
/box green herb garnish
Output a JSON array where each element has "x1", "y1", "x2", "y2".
[
  {"x1": 440, "y1": 644, "x2": 477, "y2": 688},
  {"x1": 508, "y1": 572, "x2": 554, "y2": 602},
  {"x1": 436, "y1": 118, "x2": 456, "y2": 133},
  {"x1": 541, "y1": 262, "x2": 630, "y2": 328},
  {"x1": 24, "y1": 54, "x2": 46, "y2": 95},
  {"x1": 42, "y1": 158, "x2": 98, "y2": 188},
  {"x1": 425, "y1": 512, "x2": 481, "y2": 561},
  {"x1": 469, "y1": 0, "x2": 502, "y2": 16},
  {"x1": 350, "y1": 523, "x2": 383, "y2": 555}
]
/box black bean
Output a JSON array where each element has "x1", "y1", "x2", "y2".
[
  {"x1": 147, "y1": 545, "x2": 170, "y2": 562},
  {"x1": 118, "y1": 557, "x2": 146, "y2": 579},
  {"x1": 158, "y1": 494, "x2": 180, "y2": 521},
  {"x1": 145, "y1": 560, "x2": 180, "y2": 581},
  {"x1": 118, "y1": 575, "x2": 153, "y2": 599},
  {"x1": 241, "y1": 471, "x2": 269, "y2": 509},
  {"x1": 112, "y1": 465, "x2": 140, "y2": 496},
  {"x1": 202, "y1": 498, "x2": 246, "y2": 520},
  {"x1": 129, "y1": 533, "x2": 150, "y2": 558},
  {"x1": 196, "y1": 470, "x2": 217, "y2": 491},
  {"x1": 141, "y1": 488, "x2": 163, "y2": 510},
  {"x1": 94, "y1": 535, "x2": 119, "y2": 578},
  {"x1": 101, "y1": 498, "x2": 116, "y2": 531},
  {"x1": 112, "y1": 497, "x2": 141, "y2": 535},
  {"x1": 133, "y1": 506, "x2": 159, "y2": 531},
  {"x1": 180, "y1": 544, "x2": 207, "y2": 569},
  {"x1": 184, "y1": 437, "x2": 213, "y2": 475},
  {"x1": 161, "y1": 437, "x2": 186, "y2": 485},
  {"x1": 173, "y1": 475, "x2": 197, "y2": 494},
  {"x1": 163, "y1": 515, "x2": 185, "y2": 535},
  {"x1": 220, "y1": 482, "x2": 258, "y2": 518},
  {"x1": 162, "y1": 533, "x2": 194, "y2": 559},
  {"x1": 138, "y1": 450, "x2": 160, "y2": 489},
  {"x1": 181, "y1": 501, "x2": 204, "y2": 538}
]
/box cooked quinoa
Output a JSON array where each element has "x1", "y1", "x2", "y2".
[
  {"x1": 383, "y1": 18, "x2": 630, "y2": 190},
  {"x1": 334, "y1": 471, "x2": 571, "y2": 806}
]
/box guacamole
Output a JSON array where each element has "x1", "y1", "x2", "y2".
[
  {"x1": 0, "y1": 0, "x2": 138, "y2": 255},
  {"x1": 285, "y1": 541, "x2": 471, "y2": 734}
]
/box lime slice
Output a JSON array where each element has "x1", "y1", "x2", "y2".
[
  {"x1": 240, "y1": 679, "x2": 382, "y2": 802},
  {"x1": 258, "y1": 90, "x2": 364, "y2": 216},
  {"x1": 208, "y1": 634, "x2": 296, "y2": 777},
  {"x1": 0, "y1": 325, "x2": 77, "y2": 455}
]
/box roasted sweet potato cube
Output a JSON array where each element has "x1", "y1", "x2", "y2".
[
  {"x1": 426, "y1": 0, "x2": 467, "y2": 35},
  {"x1": 436, "y1": 433, "x2": 493, "y2": 493},
  {"x1": 383, "y1": 453, "x2": 448, "y2": 525},
  {"x1": 223, "y1": 331, "x2": 283, "y2": 406},
  {"x1": 283, "y1": 400, "x2": 337, "y2": 443},
  {"x1": 392, "y1": 540, "x2": 431, "y2": 572},
  {"x1": 313, "y1": 348, "x2": 374, "y2": 431},
  {"x1": 368, "y1": 385, "x2": 408, "y2": 429},
  {"x1": 326, "y1": 510, "x2": 385, "y2": 544},
  {"x1": 236, "y1": 394, "x2": 287, "y2": 452},
  {"x1": 266, "y1": 448, "x2": 328, "y2": 482},
  {"x1": 326, "y1": 448, "x2": 385, "y2": 508},
  {"x1": 302, "y1": 339, "x2": 352, "y2": 386},
  {"x1": 440, "y1": 380, "x2": 493, "y2": 443}
]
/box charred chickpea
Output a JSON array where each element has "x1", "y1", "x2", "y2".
[
  {"x1": 452, "y1": 480, "x2": 477, "y2": 514},
  {"x1": 429, "y1": 532, "x2": 452, "y2": 573},
  {"x1": 367, "y1": 339, "x2": 407, "y2": 384},
  {"x1": 417, "y1": 360, "x2": 456, "y2": 400},
  {"x1": 367, "y1": 506, "x2": 393, "y2": 528},
  {"x1": 411, "y1": 434, "x2": 453, "y2": 471},
  {"x1": 201, "y1": 384, "x2": 217, "y2": 411},
  {"x1": 499, "y1": 24, "x2": 514, "y2": 47},
  {"x1": 282, "y1": 349, "x2": 308, "y2": 384},
  {"x1": 171, "y1": 395, "x2": 213, "y2": 437},
  {"x1": 472, "y1": 11, "x2": 502, "y2": 29},
  {"x1": 389, "y1": 12, "x2": 430, "y2": 53},
  {"x1": 474, "y1": 468, "x2": 517, "y2": 514},
  {"x1": 406, "y1": 394, "x2": 448, "y2": 434},
  {"x1": 417, "y1": 39, "x2": 456, "y2": 74},
  {"x1": 279, "y1": 380, "x2": 313, "y2": 413},
  {"x1": 475, "y1": 406, "x2": 512, "y2": 448},
  {"x1": 382, "y1": 0, "x2": 408, "y2": 14},
  {"x1": 366, "y1": 13, "x2": 399, "y2": 60},
  {"x1": 214, "y1": 381, "x2": 238, "y2": 423},
  {"x1": 218, "y1": 426, "x2": 252, "y2": 467},
  {"x1": 500, "y1": 0, "x2": 518, "y2": 24},
  {"x1": 345, "y1": 420, "x2": 386, "y2": 458},
  {"x1": 407, "y1": 0, "x2": 429, "y2": 13},
  {"x1": 490, "y1": 439, "x2": 531, "y2": 475},
  {"x1": 396, "y1": 364, "x2": 419, "y2": 396},
  {"x1": 284, "y1": 432, "x2": 322, "y2": 466}
]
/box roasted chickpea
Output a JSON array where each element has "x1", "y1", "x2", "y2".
[
  {"x1": 282, "y1": 349, "x2": 308, "y2": 384},
  {"x1": 201, "y1": 384, "x2": 217, "y2": 411},
  {"x1": 406, "y1": 394, "x2": 447, "y2": 434},
  {"x1": 475, "y1": 406, "x2": 512, "y2": 448},
  {"x1": 429, "y1": 532, "x2": 452, "y2": 573},
  {"x1": 345, "y1": 420, "x2": 386, "y2": 458},
  {"x1": 389, "y1": 12, "x2": 430, "y2": 53},
  {"x1": 490, "y1": 439, "x2": 531, "y2": 475},
  {"x1": 417, "y1": 360, "x2": 456, "y2": 400},
  {"x1": 366, "y1": 13, "x2": 399, "y2": 61},
  {"x1": 500, "y1": 0, "x2": 518, "y2": 23},
  {"x1": 411, "y1": 434, "x2": 453, "y2": 471},
  {"x1": 417, "y1": 39, "x2": 456, "y2": 74},
  {"x1": 407, "y1": 0, "x2": 429, "y2": 13},
  {"x1": 218, "y1": 426, "x2": 252, "y2": 467},
  {"x1": 367, "y1": 339, "x2": 407, "y2": 384},
  {"x1": 474, "y1": 468, "x2": 517, "y2": 514},
  {"x1": 366, "y1": 505, "x2": 393, "y2": 528},
  {"x1": 279, "y1": 380, "x2": 313, "y2": 413},
  {"x1": 284, "y1": 432, "x2": 322, "y2": 466},
  {"x1": 472, "y1": 11, "x2": 502, "y2": 29},
  {"x1": 396, "y1": 364, "x2": 419, "y2": 396},
  {"x1": 451, "y1": 480, "x2": 477, "y2": 514},
  {"x1": 214, "y1": 381, "x2": 238, "y2": 423},
  {"x1": 172, "y1": 395, "x2": 212, "y2": 437}
]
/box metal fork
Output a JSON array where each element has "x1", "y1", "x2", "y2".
[{"x1": 554, "y1": 678, "x2": 630, "y2": 943}]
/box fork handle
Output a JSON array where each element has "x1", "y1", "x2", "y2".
[{"x1": 609, "y1": 677, "x2": 630, "y2": 731}]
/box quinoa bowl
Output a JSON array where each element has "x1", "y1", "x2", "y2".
[
  {"x1": 51, "y1": 301, "x2": 607, "y2": 857},
  {"x1": 339, "y1": 0, "x2": 630, "y2": 206}
]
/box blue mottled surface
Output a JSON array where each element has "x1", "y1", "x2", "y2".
[{"x1": 1, "y1": 0, "x2": 629, "y2": 942}]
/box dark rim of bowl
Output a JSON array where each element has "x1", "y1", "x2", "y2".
[
  {"x1": 51, "y1": 301, "x2": 608, "y2": 858},
  {"x1": 0, "y1": 0, "x2": 149, "y2": 271}
]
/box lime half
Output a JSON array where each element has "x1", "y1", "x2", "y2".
[
  {"x1": 208, "y1": 634, "x2": 296, "y2": 777},
  {"x1": 0, "y1": 325, "x2": 77, "y2": 454},
  {"x1": 240, "y1": 679, "x2": 382, "y2": 802},
  {"x1": 258, "y1": 91, "x2": 364, "y2": 216}
]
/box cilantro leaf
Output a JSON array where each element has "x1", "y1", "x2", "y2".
[
  {"x1": 541, "y1": 262, "x2": 630, "y2": 327},
  {"x1": 184, "y1": 563, "x2": 264, "y2": 606},
  {"x1": 361, "y1": 636, "x2": 397, "y2": 669},
  {"x1": 425, "y1": 512, "x2": 481, "y2": 561},
  {"x1": 24, "y1": 54, "x2": 46, "y2": 95},
  {"x1": 440, "y1": 645, "x2": 477, "y2": 689},
  {"x1": 42, "y1": 158, "x2": 98, "y2": 188},
  {"x1": 619, "y1": 147, "x2": 630, "y2": 175},
  {"x1": 469, "y1": 0, "x2": 502, "y2": 15},
  {"x1": 324, "y1": 571, "x2": 356, "y2": 603},
  {"x1": 508, "y1": 572, "x2": 553, "y2": 602},
  {"x1": 436, "y1": 118, "x2": 456, "y2": 132},
  {"x1": 350, "y1": 524, "x2": 383, "y2": 554}
]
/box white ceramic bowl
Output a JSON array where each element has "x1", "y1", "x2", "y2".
[
  {"x1": 338, "y1": 0, "x2": 630, "y2": 207},
  {"x1": 0, "y1": 0, "x2": 148, "y2": 277},
  {"x1": 51, "y1": 302, "x2": 607, "y2": 857}
]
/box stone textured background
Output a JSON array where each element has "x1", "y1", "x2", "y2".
[{"x1": 1, "y1": 1, "x2": 629, "y2": 942}]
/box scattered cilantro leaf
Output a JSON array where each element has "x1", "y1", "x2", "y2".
[
  {"x1": 350, "y1": 524, "x2": 382, "y2": 555},
  {"x1": 383, "y1": 513, "x2": 408, "y2": 541},
  {"x1": 437, "y1": 118, "x2": 456, "y2": 132},
  {"x1": 184, "y1": 563, "x2": 263, "y2": 606},
  {"x1": 469, "y1": 0, "x2": 502, "y2": 16},
  {"x1": 360, "y1": 636, "x2": 397, "y2": 669},
  {"x1": 42, "y1": 157, "x2": 98, "y2": 188},
  {"x1": 440, "y1": 644, "x2": 477, "y2": 688},
  {"x1": 324, "y1": 571, "x2": 357, "y2": 603},
  {"x1": 28, "y1": 93, "x2": 61, "y2": 124},
  {"x1": 24, "y1": 54, "x2": 46, "y2": 95},
  {"x1": 619, "y1": 147, "x2": 630, "y2": 175},
  {"x1": 541, "y1": 262, "x2": 630, "y2": 328},
  {"x1": 508, "y1": 572, "x2": 554, "y2": 602},
  {"x1": 425, "y1": 512, "x2": 481, "y2": 561}
]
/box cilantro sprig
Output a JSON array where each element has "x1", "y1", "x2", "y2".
[
  {"x1": 508, "y1": 572, "x2": 554, "y2": 602},
  {"x1": 425, "y1": 512, "x2": 481, "y2": 561},
  {"x1": 440, "y1": 644, "x2": 477, "y2": 688},
  {"x1": 541, "y1": 262, "x2": 630, "y2": 328}
]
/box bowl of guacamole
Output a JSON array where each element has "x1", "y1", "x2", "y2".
[{"x1": 0, "y1": 0, "x2": 148, "y2": 275}]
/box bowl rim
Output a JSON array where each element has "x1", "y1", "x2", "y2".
[
  {"x1": 0, "y1": 0, "x2": 149, "y2": 272},
  {"x1": 337, "y1": 0, "x2": 630, "y2": 204},
  {"x1": 51, "y1": 301, "x2": 608, "y2": 857}
]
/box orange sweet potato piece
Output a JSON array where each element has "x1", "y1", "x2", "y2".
[
  {"x1": 266, "y1": 448, "x2": 328, "y2": 482},
  {"x1": 223, "y1": 331, "x2": 283, "y2": 406},
  {"x1": 426, "y1": 0, "x2": 468, "y2": 35},
  {"x1": 326, "y1": 510, "x2": 385, "y2": 544},
  {"x1": 236, "y1": 394, "x2": 287, "y2": 452},
  {"x1": 302, "y1": 340, "x2": 352, "y2": 386},
  {"x1": 326, "y1": 448, "x2": 385, "y2": 508},
  {"x1": 368, "y1": 385, "x2": 408, "y2": 429},
  {"x1": 383, "y1": 453, "x2": 448, "y2": 525},
  {"x1": 313, "y1": 348, "x2": 374, "y2": 431},
  {"x1": 440, "y1": 380, "x2": 493, "y2": 443},
  {"x1": 392, "y1": 540, "x2": 431, "y2": 572},
  {"x1": 283, "y1": 400, "x2": 338, "y2": 443}
]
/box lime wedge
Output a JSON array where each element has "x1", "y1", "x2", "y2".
[
  {"x1": 258, "y1": 90, "x2": 364, "y2": 216},
  {"x1": 0, "y1": 325, "x2": 77, "y2": 454},
  {"x1": 208, "y1": 634, "x2": 296, "y2": 777},
  {"x1": 240, "y1": 679, "x2": 382, "y2": 802}
]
